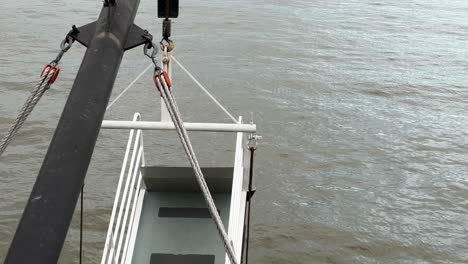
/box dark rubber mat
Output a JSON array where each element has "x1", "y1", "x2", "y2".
[
  {"x1": 158, "y1": 207, "x2": 218, "y2": 218},
  {"x1": 150, "y1": 253, "x2": 215, "y2": 264}
]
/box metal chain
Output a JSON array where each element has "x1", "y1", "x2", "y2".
[
  {"x1": 170, "y1": 55, "x2": 239, "y2": 123},
  {"x1": 0, "y1": 72, "x2": 53, "y2": 157},
  {"x1": 155, "y1": 75, "x2": 239, "y2": 264}
]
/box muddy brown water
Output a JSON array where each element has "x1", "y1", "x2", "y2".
[{"x1": 1, "y1": 0, "x2": 467, "y2": 263}]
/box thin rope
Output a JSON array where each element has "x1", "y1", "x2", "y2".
[
  {"x1": 155, "y1": 75, "x2": 239, "y2": 264},
  {"x1": 161, "y1": 86, "x2": 238, "y2": 264},
  {"x1": 0, "y1": 71, "x2": 54, "y2": 157},
  {"x1": 106, "y1": 63, "x2": 153, "y2": 111},
  {"x1": 80, "y1": 184, "x2": 84, "y2": 264},
  {"x1": 243, "y1": 147, "x2": 255, "y2": 264},
  {"x1": 171, "y1": 55, "x2": 239, "y2": 124}
]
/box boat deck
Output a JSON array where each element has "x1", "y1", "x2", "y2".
[{"x1": 131, "y1": 167, "x2": 233, "y2": 264}]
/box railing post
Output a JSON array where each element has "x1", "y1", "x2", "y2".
[{"x1": 5, "y1": 1, "x2": 142, "y2": 263}]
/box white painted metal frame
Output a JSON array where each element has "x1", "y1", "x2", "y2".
[
  {"x1": 225, "y1": 116, "x2": 248, "y2": 264},
  {"x1": 100, "y1": 40, "x2": 255, "y2": 263},
  {"x1": 100, "y1": 115, "x2": 252, "y2": 264},
  {"x1": 123, "y1": 185, "x2": 146, "y2": 264},
  {"x1": 101, "y1": 113, "x2": 146, "y2": 264},
  {"x1": 101, "y1": 120, "x2": 256, "y2": 133}
]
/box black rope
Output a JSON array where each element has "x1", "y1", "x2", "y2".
[
  {"x1": 247, "y1": 148, "x2": 255, "y2": 199},
  {"x1": 242, "y1": 147, "x2": 255, "y2": 264},
  {"x1": 80, "y1": 184, "x2": 84, "y2": 264}
]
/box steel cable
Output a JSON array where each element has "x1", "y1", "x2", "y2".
[
  {"x1": 171, "y1": 55, "x2": 238, "y2": 124},
  {"x1": 0, "y1": 71, "x2": 54, "y2": 157},
  {"x1": 155, "y1": 75, "x2": 239, "y2": 264}
]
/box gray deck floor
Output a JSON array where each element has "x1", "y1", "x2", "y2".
[{"x1": 132, "y1": 191, "x2": 231, "y2": 264}]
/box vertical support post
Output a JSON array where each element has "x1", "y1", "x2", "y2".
[
  {"x1": 226, "y1": 116, "x2": 246, "y2": 264},
  {"x1": 5, "y1": 1, "x2": 141, "y2": 263}
]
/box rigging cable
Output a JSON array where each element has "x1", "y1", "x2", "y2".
[
  {"x1": 106, "y1": 42, "x2": 158, "y2": 111},
  {"x1": 106, "y1": 63, "x2": 153, "y2": 111},
  {"x1": 0, "y1": 71, "x2": 53, "y2": 157},
  {"x1": 171, "y1": 55, "x2": 238, "y2": 124},
  {"x1": 154, "y1": 72, "x2": 239, "y2": 264},
  {"x1": 0, "y1": 36, "x2": 73, "y2": 157},
  {"x1": 80, "y1": 184, "x2": 84, "y2": 264}
]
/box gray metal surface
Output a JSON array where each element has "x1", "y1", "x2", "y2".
[
  {"x1": 132, "y1": 192, "x2": 231, "y2": 264},
  {"x1": 143, "y1": 167, "x2": 233, "y2": 193},
  {"x1": 150, "y1": 253, "x2": 214, "y2": 264}
]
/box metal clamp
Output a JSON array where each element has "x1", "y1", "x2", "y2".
[
  {"x1": 247, "y1": 134, "x2": 261, "y2": 150},
  {"x1": 153, "y1": 71, "x2": 172, "y2": 91},
  {"x1": 40, "y1": 64, "x2": 61, "y2": 84}
]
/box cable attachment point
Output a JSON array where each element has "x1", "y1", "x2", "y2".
[
  {"x1": 68, "y1": 25, "x2": 81, "y2": 38},
  {"x1": 153, "y1": 71, "x2": 172, "y2": 91},
  {"x1": 103, "y1": 0, "x2": 116, "y2": 7},
  {"x1": 162, "y1": 19, "x2": 171, "y2": 40},
  {"x1": 50, "y1": 28, "x2": 76, "y2": 66},
  {"x1": 144, "y1": 41, "x2": 161, "y2": 74},
  {"x1": 40, "y1": 64, "x2": 60, "y2": 85},
  {"x1": 247, "y1": 134, "x2": 261, "y2": 151},
  {"x1": 160, "y1": 38, "x2": 174, "y2": 52},
  {"x1": 247, "y1": 113, "x2": 261, "y2": 150}
]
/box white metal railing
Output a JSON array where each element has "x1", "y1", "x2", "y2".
[
  {"x1": 99, "y1": 45, "x2": 257, "y2": 263},
  {"x1": 101, "y1": 113, "x2": 146, "y2": 264},
  {"x1": 101, "y1": 120, "x2": 256, "y2": 133},
  {"x1": 226, "y1": 116, "x2": 247, "y2": 264},
  {"x1": 100, "y1": 114, "x2": 255, "y2": 264}
]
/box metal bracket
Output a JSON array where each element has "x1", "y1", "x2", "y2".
[
  {"x1": 70, "y1": 22, "x2": 152, "y2": 51},
  {"x1": 247, "y1": 189, "x2": 256, "y2": 201},
  {"x1": 70, "y1": 22, "x2": 95, "y2": 48},
  {"x1": 124, "y1": 24, "x2": 153, "y2": 51}
]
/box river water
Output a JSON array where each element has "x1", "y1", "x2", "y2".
[{"x1": 1, "y1": 0, "x2": 467, "y2": 263}]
